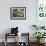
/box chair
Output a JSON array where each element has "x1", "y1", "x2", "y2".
[
  {"x1": 18, "y1": 33, "x2": 30, "y2": 46},
  {"x1": 4, "y1": 27, "x2": 19, "y2": 46}
]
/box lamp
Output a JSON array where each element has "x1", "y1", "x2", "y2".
[{"x1": 11, "y1": 27, "x2": 18, "y2": 34}]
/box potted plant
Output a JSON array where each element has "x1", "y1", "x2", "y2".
[
  {"x1": 32, "y1": 25, "x2": 39, "y2": 30},
  {"x1": 33, "y1": 32, "x2": 46, "y2": 43},
  {"x1": 32, "y1": 25, "x2": 45, "y2": 30},
  {"x1": 40, "y1": 26, "x2": 45, "y2": 29}
]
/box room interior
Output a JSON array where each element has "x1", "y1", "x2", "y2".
[{"x1": 0, "y1": 0, "x2": 46, "y2": 46}]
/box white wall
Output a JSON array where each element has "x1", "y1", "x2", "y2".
[
  {"x1": 0, "y1": 0, "x2": 37, "y2": 34},
  {"x1": 0, "y1": 0, "x2": 37, "y2": 42}
]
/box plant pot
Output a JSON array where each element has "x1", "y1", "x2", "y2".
[
  {"x1": 37, "y1": 39, "x2": 45, "y2": 44},
  {"x1": 40, "y1": 38, "x2": 45, "y2": 43},
  {"x1": 37, "y1": 39, "x2": 40, "y2": 43}
]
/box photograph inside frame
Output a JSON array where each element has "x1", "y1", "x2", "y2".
[{"x1": 10, "y1": 7, "x2": 26, "y2": 20}]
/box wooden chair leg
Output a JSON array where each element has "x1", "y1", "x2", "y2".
[
  {"x1": 17, "y1": 34, "x2": 18, "y2": 46},
  {"x1": 4, "y1": 33, "x2": 7, "y2": 46},
  {"x1": 4, "y1": 41, "x2": 7, "y2": 46},
  {"x1": 15, "y1": 34, "x2": 18, "y2": 46}
]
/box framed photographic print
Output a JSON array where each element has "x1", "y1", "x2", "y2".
[
  {"x1": 37, "y1": 0, "x2": 46, "y2": 18},
  {"x1": 10, "y1": 7, "x2": 26, "y2": 20},
  {"x1": 36, "y1": 0, "x2": 46, "y2": 26}
]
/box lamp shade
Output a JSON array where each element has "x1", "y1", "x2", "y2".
[{"x1": 11, "y1": 27, "x2": 18, "y2": 34}]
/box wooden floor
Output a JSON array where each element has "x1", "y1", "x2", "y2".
[{"x1": 0, "y1": 42, "x2": 46, "y2": 46}]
